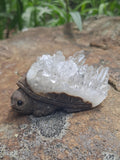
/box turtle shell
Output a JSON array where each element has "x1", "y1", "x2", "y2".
[{"x1": 17, "y1": 75, "x2": 93, "y2": 112}]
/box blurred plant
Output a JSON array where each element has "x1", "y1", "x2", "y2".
[
  {"x1": 22, "y1": 0, "x2": 82, "y2": 31},
  {"x1": 0, "y1": 0, "x2": 24, "y2": 39},
  {"x1": 74, "y1": 0, "x2": 120, "y2": 18},
  {"x1": 0, "y1": 0, "x2": 120, "y2": 39},
  {"x1": 0, "y1": 0, "x2": 82, "y2": 39},
  {"x1": 0, "y1": 0, "x2": 6, "y2": 39}
]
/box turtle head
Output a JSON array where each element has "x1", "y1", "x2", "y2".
[{"x1": 11, "y1": 88, "x2": 33, "y2": 115}]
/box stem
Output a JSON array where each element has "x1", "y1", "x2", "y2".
[
  {"x1": 64, "y1": 0, "x2": 73, "y2": 37},
  {"x1": 65, "y1": 0, "x2": 70, "y2": 23},
  {"x1": 33, "y1": 0, "x2": 38, "y2": 27},
  {"x1": 0, "y1": 0, "x2": 6, "y2": 39},
  {"x1": 17, "y1": 0, "x2": 24, "y2": 30}
]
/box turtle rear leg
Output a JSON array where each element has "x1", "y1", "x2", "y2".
[
  {"x1": 64, "y1": 105, "x2": 92, "y2": 113},
  {"x1": 33, "y1": 103, "x2": 56, "y2": 117}
]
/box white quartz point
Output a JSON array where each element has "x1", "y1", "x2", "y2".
[
  {"x1": 69, "y1": 50, "x2": 85, "y2": 65},
  {"x1": 26, "y1": 51, "x2": 109, "y2": 107}
]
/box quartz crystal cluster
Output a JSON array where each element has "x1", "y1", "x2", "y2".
[{"x1": 26, "y1": 51, "x2": 109, "y2": 107}]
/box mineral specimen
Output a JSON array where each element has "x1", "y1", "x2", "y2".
[{"x1": 26, "y1": 51, "x2": 109, "y2": 107}]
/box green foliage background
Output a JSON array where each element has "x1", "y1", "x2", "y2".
[{"x1": 0, "y1": 0, "x2": 120, "y2": 39}]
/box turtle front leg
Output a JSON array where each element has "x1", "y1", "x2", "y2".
[{"x1": 33, "y1": 103, "x2": 56, "y2": 117}]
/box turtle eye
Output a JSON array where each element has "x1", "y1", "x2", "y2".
[{"x1": 17, "y1": 100, "x2": 23, "y2": 106}]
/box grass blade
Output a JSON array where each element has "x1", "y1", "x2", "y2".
[
  {"x1": 70, "y1": 11, "x2": 82, "y2": 31},
  {"x1": 98, "y1": 3, "x2": 108, "y2": 15}
]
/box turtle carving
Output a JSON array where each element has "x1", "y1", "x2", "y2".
[{"x1": 11, "y1": 51, "x2": 109, "y2": 117}]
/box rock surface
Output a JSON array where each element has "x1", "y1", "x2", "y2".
[{"x1": 0, "y1": 16, "x2": 120, "y2": 160}]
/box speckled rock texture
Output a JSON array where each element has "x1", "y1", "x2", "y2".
[{"x1": 0, "y1": 16, "x2": 120, "y2": 160}]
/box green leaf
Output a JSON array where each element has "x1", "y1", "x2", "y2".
[
  {"x1": 75, "y1": 0, "x2": 91, "y2": 11},
  {"x1": 47, "y1": 18, "x2": 60, "y2": 27},
  {"x1": 37, "y1": 6, "x2": 52, "y2": 18},
  {"x1": 41, "y1": 2, "x2": 66, "y2": 19},
  {"x1": 88, "y1": 8, "x2": 98, "y2": 15},
  {"x1": 70, "y1": 11, "x2": 82, "y2": 31},
  {"x1": 54, "y1": 0, "x2": 66, "y2": 9},
  {"x1": 22, "y1": 7, "x2": 34, "y2": 27},
  {"x1": 98, "y1": 3, "x2": 108, "y2": 15}
]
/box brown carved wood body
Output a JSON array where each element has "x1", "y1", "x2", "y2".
[{"x1": 11, "y1": 76, "x2": 92, "y2": 117}]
